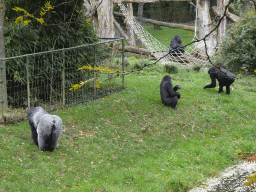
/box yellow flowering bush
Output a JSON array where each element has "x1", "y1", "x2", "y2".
[
  {"x1": 70, "y1": 65, "x2": 123, "y2": 91},
  {"x1": 12, "y1": 1, "x2": 54, "y2": 25}
]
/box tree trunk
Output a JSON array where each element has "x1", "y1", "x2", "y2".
[
  {"x1": 125, "y1": 3, "x2": 135, "y2": 46},
  {"x1": 196, "y1": 0, "x2": 216, "y2": 56},
  {"x1": 97, "y1": 0, "x2": 115, "y2": 38},
  {"x1": 137, "y1": 3, "x2": 144, "y2": 24},
  {"x1": 0, "y1": 0, "x2": 7, "y2": 112},
  {"x1": 136, "y1": 3, "x2": 144, "y2": 47},
  {"x1": 217, "y1": 0, "x2": 227, "y2": 44},
  {"x1": 83, "y1": 0, "x2": 98, "y2": 16}
]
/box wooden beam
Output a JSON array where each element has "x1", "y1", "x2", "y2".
[
  {"x1": 212, "y1": 6, "x2": 240, "y2": 22},
  {"x1": 114, "y1": 12, "x2": 194, "y2": 31},
  {"x1": 137, "y1": 17, "x2": 194, "y2": 31},
  {"x1": 117, "y1": 45, "x2": 153, "y2": 56},
  {"x1": 113, "y1": 18, "x2": 129, "y2": 41},
  {"x1": 227, "y1": 12, "x2": 240, "y2": 22}
]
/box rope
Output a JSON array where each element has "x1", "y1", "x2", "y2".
[{"x1": 116, "y1": 2, "x2": 207, "y2": 66}]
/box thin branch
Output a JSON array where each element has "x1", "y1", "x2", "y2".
[
  {"x1": 84, "y1": 0, "x2": 103, "y2": 17},
  {"x1": 102, "y1": 52, "x2": 170, "y2": 82},
  {"x1": 252, "y1": 0, "x2": 256, "y2": 10},
  {"x1": 69, "y1": 0, "x2": 79, "y2": 23}
]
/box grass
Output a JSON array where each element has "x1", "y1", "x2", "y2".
[
  {"x1": 1, "y1": 62, "x2": 256, "y2": 191},
  {"x1": 143, "y1": 25, "x2": 194, "y2": 47}
]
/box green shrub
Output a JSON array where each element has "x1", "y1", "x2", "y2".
[
  {"x1": 164, "y1": 64, "x2": 179, "y2": 74},
  {"x1": 192, "y1": 65, "x2": 202, "y2": 72},
  {"x1": 214, "y1": 12, "x2": 256, "y2": 73}
]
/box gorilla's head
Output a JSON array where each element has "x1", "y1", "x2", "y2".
[
  {"x1": 174, "y1": 35, "x2": 182, "y2": 44},
  {"x1": 163, "y1": 75, "x2": 171, "y2": 82}
]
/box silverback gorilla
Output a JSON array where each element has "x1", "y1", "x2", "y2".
[
  {"x1": 27, "y1": 106, "x2": 63, "y2": 151},
  {"x1": 204, "y1": 66, "x2": 235, "y2": 94},
  {"x1": 160, "y1": 75, "x2": 181, "y2": 110},
  {"x1": 169, "y1": 35, "x2": 185, "y2": 56}
]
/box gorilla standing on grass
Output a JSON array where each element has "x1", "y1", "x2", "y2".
[
  {"x1": 169, "y1": 35, "x2": 185, "y2": 57},
  {"x1": 27, "y1": 106, "x2": 62, "y2": 152},
  {"x1": 160, "y1": 75, "x2": 181, "y2": 110},
  {"x1": 204, "y1": 66, "x2": 235, "y2": 94}
]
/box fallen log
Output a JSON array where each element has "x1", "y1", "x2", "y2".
[
  {"x1": 114, "y1": 12, "x2": 194, "y2": 31},
  {"x1": 117, "y1": 45, "x2": 153, "y2": 56}
]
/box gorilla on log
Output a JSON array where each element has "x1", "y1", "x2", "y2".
[{"x1": 169, "y1": 35, "x2": 185, "y2": 57}]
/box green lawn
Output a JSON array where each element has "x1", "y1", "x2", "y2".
[
  {"x1": 1, "y1": 64, "x2": 256, "y2": 191},
  {"x1": 144, "y1": 25, "x2": 194, "y2": 47}
]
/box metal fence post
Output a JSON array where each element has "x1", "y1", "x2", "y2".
[
  {"x1": 26, "y1": 56, "x2": 30, "y2": 109},
  {"x1": 62, "y1": 50, "x2": 66, "y2": 106},
  {"x1": 0, "y1": 59, "x2": 4, "y2": 122},
  {"x1": 122, "y1": 38, "x2": 125, "y2": 88},
  {"x1": 93, "y1": 45, "x2": 96, "y2": 97}
]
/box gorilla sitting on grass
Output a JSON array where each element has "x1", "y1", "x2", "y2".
[
  {"x1": 204, "y1": 66, "x2": 235, "y2": 94},
  {"x1": 160, "y1": 75, "x2": 181, "y2": 110},
  {"x1": 27, "y1": 106, "x2": 62, "y2": 152}
]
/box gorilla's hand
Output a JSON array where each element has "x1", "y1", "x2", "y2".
[
  {"x1": 174, "y1": 85, "x2": 181, "y2": 92},
  {"x1": 175, "y1": 92, "x2": 181, "y2": 99}
]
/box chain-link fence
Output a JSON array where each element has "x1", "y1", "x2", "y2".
[{"x1": 0, "y1": 38, "x2": 125, "y2": 123}]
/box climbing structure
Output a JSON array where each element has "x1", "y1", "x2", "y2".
[{"x1": 116, "y1": 1, "x2": 208, "y2": 65}]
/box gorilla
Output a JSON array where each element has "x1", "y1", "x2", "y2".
[
  {"x1": 204, "y1": 66, "x2": 235, "y2": 94},
  {"x1": 169, "y1": 35, "x2": 185, "y2": 57},
  {"x1": 160, "y1": 75, "x2": 181, "y2": 110},
  {"x1": 27, "y1": 106, "x2": 63, "y2": 152}
]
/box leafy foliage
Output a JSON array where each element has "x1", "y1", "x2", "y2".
[
  {"x1": 214, "y1": 12, "x2": 256, "y2": 73},
  {"x1": 164, "y1": 64, "x2": 179, "y2": 74},
  {"x1": 229, "y1": 0, "x2": 255, "y2": 16},
  {"x1": 4, "y1": 0, "x2": 98, "y2": 56},
  {"x1": 244, "y1": 173, "x2": 256, "y2": 186}
]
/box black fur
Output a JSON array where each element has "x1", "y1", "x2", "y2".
[
  {"x1": 160, "y1": 75, "x2": 181, "y2": 109},
  {"x1": 169, "y1": 35, "x2": 185, "y2": 57},
  {"x1": 27, "y1": 106, "x2": 62, "y2": 152},
  {"x1": 204, "y1": 66, "x2": 235, "y2": 94}
]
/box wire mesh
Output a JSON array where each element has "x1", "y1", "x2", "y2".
[{"x1": 0, "y1": 38, "x2": 125, "y2": 123}]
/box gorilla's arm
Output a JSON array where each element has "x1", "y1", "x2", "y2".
[
  {"x1": 166, "y1": 83, "x2": 181, "y2": 98},
  {"x1": 173, "y1": 85, "x2": 181, "y2": 92},
  {"x1": 204, "y1": 73, "x2": 217, "y2": 89},
  {"x1": 173, "y1": 85, "x2": 181, "y2": 99},
  {"x1": 27, "y1": 107, "x2": 48, "y2": 145}
]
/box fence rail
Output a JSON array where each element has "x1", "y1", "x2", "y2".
[{"x1": 0, "y1": 38, "x2": 125, "y2": 123}]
